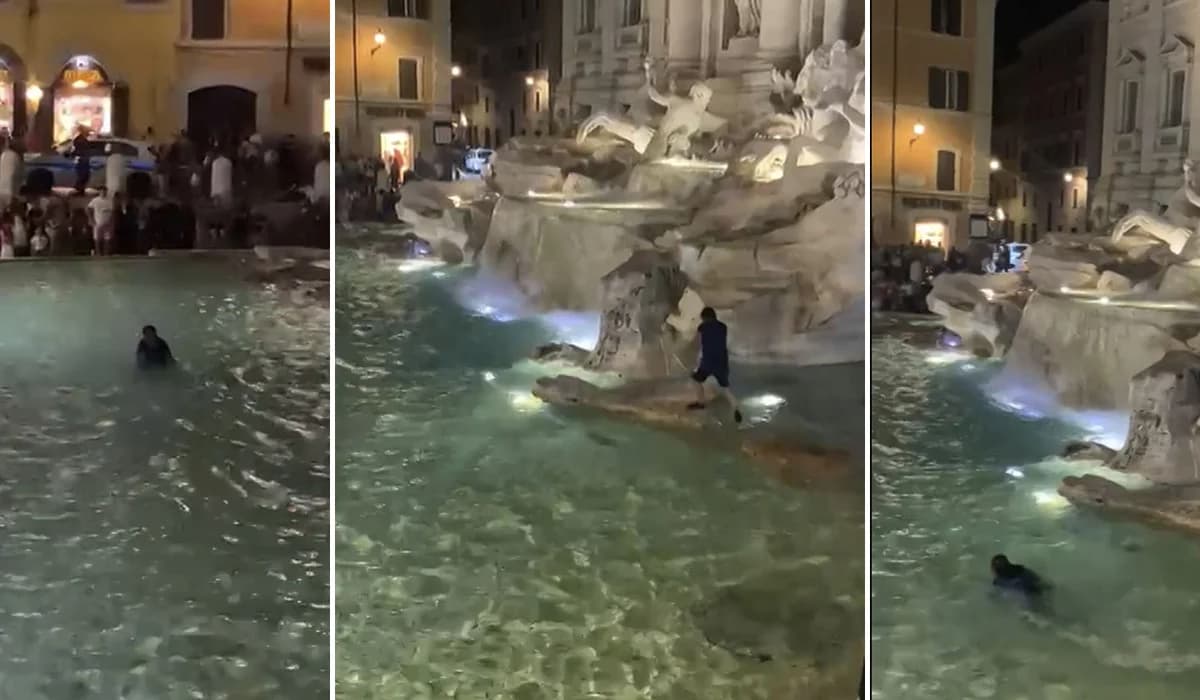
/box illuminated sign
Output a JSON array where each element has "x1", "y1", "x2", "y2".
[{"x1": 62, "y1": 68, "x2": 105, "y2": 87}]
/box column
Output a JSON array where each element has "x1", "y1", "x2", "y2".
[
  {"x1": 759, "y1": 0, "x2": 802, "y2": 59},
  {"x1": 798, "y1": 0, "x2": 823, "y2": 58},
  {"x1": 823, "y1": 0, "x2": 849, "y2": 44},
  {"x1": 666, "y1": 0, "x2": 702, "y2": 70}
]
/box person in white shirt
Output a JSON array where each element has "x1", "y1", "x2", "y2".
[
  {"x1": 211, "y1": 150, "x2": 233, "y2": 207},
  {"x1": 105, "y1": 143, "x2": 127, "y2": 195},
  {"x1": 0, "y1": 137, "x2": 19, "y2": 207},
  {"x1": 312, "y1": 145, "x2": 330, "y2": 204},
  {"x1": 87, "y1": 187, "x2": 116, "y2": 256}
]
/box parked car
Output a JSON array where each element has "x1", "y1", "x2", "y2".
[
  {"x1": 462, "y1": 147, "x2": 494, "y2": 175},
  {"x1": 25, "y1": 137, "x2": 156, "y2": 191}
]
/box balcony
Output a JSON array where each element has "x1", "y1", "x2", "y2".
[
  {"x1": 1113, "y1": 130, "x2": 1141, "y2": 155},
  {"x1": 1155, "y1": 124, "x2": 1189, "y2": 154}
]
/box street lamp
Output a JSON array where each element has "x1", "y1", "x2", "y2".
[
  {"x1": 990, "y1": 158, "x2": 1001, "y2": 171},
  {"x1": 1063, "y1": 172, "x2": 1074, "y2": 183},
  {"x1": 371, "y1": 29, "x2": 386, "y2": 56},
  {"x1": 525, "y1": 75, "x2": 535, "y2": 87},
  {"x1": 909, "y1": 122, "x2": 925, "y2": 147},
  {"x1": 451, "y1": 65, "x2": 462, "y2": 78}
]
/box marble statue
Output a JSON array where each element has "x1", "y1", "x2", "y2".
[
  {"x1": 756, "y1": 41, "x2": 866, "y2": 170},
  {"x1": 733, "y1": 0, "x2": 762, "y2": 37},
  {"x1": 575, "y1": 60, "x2": 726, "y2": 160},
  {"x1": 1110, "y1": 160, "x2": 1200, "y2": 264}
]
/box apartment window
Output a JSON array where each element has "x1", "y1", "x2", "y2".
[
  {"x1": 1163, "y1": 69, "x2": 1187, "y2": 127},
  {"x1": 1022, "y1": 189, "x2": 1027, "y2": 207},
  {"x1": 535, "y1": 91, "x2": 541, "y2": 112},
  {"x1": 485, "y1": 97, "x2": 490, "y2": 113},
  {"x1": 578, "y1": 0, "x2": 597, "y2": 33},
  {"x1": 623, "y1": 0, "x2": 643, "y2": 26},
  {"x1": 1032, "y1": 222, "x2": 1038, "y2": 240},
  {"x1": 936, "y1": 150, "x2": 957, "y2": 191},
  {"x1": 1021, "y1": 223, "x2": 1027, "y2": 240},
  {"x1": 191, "y1": 0, "x2": 225, "y2": 40},
  {"x1": 929, "y1": 68, "x2": 969, "y2": 111},
  {"x1": 1075, "y1": 86, "x2": 1085, "y2": 111},
  {"x1": 1073, "y1": 189, "x2": 1080, "y2": 209},
  {"x1": 388, "y1": 0, "x2": 430, "y2": 19},
  {"x1": 931, "y1": 0, "x2": 962, "y2": 36},
  {"x1": 398, "y1": 58, "x2": 419, "y2": 100},
  {"x1": 1118, "y1": 80, "x2": 1140, "y2": 133},
  {"x1": 1073, "y1": 138, "x2": 1081, "y2": 165}
]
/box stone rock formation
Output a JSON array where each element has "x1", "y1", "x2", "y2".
[
  {"x1": 997, "y1": 293, "x2": 1193, "y2": 410},
  {"x1": 1059, "y1": 474, "x2": 1200, "y2": 536},
  {"x1": 1061, "y1": 440, "x2": 1118, "y2": 462},
  {"x1": 925, "y1": 272, "x2": 1025, "y2": 357},
  {"x1": 1109, "y1": 351, "x2": 1200, "y2": 484}
]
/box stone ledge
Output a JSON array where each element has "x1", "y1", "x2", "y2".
[{"x1": 1059, "y1": 474, "x2": 1200, "y2": 537}]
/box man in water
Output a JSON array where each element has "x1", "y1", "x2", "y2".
[
  {"x1": 991, "y1": 554, "x2": 1049, "y2": 606},
  {"x1": 686, "y1": 307, "x2": 742, "y2": 423},
  {"x1": 136, "y1": 325, "x2": 175, "y2": 369}
]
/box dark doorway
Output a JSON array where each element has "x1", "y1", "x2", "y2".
[{"x1": 187, "y1": 85, "x2": 256, "y2": 151}]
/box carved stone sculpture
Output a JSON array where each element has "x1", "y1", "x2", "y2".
[
  {"x1": 574, "y1": 60, "x2": 727, "y2": 161},
  {"x1": 1110, "y1": 160, "x2": 1200, "y2": 264},
  {"x1": 733, "y1": 0, "x2": 762, "y2": 36}
]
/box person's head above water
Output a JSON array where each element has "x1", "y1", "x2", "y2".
[
  {"x1": 142, "y1": 325, "x2": 159, "y2": 341},
  {"x1": 991, "y1": 554, "x2": 1013, "y2": 575},
  {"x1": 700, "y1": 307, "x2": 717, "y2": 322}
]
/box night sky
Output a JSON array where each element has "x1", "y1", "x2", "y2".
[{"x1": 995, "y1": 0, "x2": 1101, "y2": 66}]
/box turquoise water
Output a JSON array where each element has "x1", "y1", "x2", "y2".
[
  {"x1": 0, "y1": 260, "x2": 329, "y2": 699},
  {"x1": 335, "y1": 236, "x2": 864, "y2": 699},
  {"x1": 871, "y1": 319, "x2": 1200, "y2": 699}
]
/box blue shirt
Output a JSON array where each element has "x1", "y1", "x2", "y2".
[{"x1": 698, "y1": 319, "x2": 729, "y2": 369}]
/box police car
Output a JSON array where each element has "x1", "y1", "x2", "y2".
[{"x1": 25, "y1": 137, "x2": 156, "y2": 191}]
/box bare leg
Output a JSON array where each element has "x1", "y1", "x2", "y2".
[
  {"x1": 689, "y1": 379, "x2": 708, "y2": 408},
  {"x1": 717, "y1": 385, "x2": 743, "y2": 423}
]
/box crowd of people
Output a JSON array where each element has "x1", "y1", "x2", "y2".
[
  {"x1": 0, "y1": 126, "x2": 330, "y2": 258},
  {"x1": 870, "y1": 241, "x2": 971, "y2": 313}
]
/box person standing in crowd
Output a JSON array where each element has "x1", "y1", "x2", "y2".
[
  {"x1": 211, "y1": 147, "x2": 234, "y2": 208},
  {"x1": 87, "y1": 186, "x2": 115, "y2": 256},
  {"x1": 105, "y1": 142, "x2": 128, "y2": 197},
  {"x1": 12, "y1": 203, "x2": 28, "y2": 256},
  {"x1": 72, "y1": 128, "x2": 92, "y2": 194},
  {"x1": 0, "y1": 210, "x2": 14, "y2": 259},
  {"x1": 0, "y1": 136, "x2": 20, "y2": 208}
]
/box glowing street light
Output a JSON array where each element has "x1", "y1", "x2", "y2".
[
  {"x1": 1063, "y1": 172, "x2": 1074, "y2": 183},
  {"x1": 370, "y1": 28, "x2": 386, "y2": 56},
  {"x1": 525, "y1": 75, "x2": 535, "y2": 87},
  {"x1": 25, "y1": 84, "x2": 43, "y2": 102},
  {"x1": 990, "y1": 158, "x2": 1001, "y2": 171},
  {"x1": 912, "y1": 122, "x2": 926, "y2": 136},
  {"x1": 451, "y1": 64, "x2": 462, "y2": 77}
]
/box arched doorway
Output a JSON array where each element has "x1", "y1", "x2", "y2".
[
  {"x1": 50, "y1": 55, "x2": 114, "y2": 143},
  {"x1": 0, "y1": 44, "x2": 28, "y2": 139},
  {"x1": 187, "y1": 85, "x2": 256, "y2": 151}
]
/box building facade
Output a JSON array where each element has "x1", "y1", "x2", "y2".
[
  {"x1": 0, "y1": 0, "x2": 328, "y2": 150},
  {"x1": 334, "y1": 0, "x2": 452, "y2": 172},
  {"x1": 1094, "y1": 0, "x2": 1198, "y2": 224},
  {"x1": 990, "y1": 1, "x2": 1108, "y2": 242},
  {"x1": 450, "y1": 0, "x2": 563, "y2": 148},
  {"x1": 872, "y1": 0, "x2": 997, "y2": 250},
  {"x1": 557, "y1": 0, "x2": 864, "y2": 131}
]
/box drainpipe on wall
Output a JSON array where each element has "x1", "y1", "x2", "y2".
[{"x1": 284, "y1": 0, "x2": 294, "y2": 105}]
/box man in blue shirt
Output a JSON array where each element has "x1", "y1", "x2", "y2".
[{"x1": 687, "y1": 307, "x2": 742, "y2": 423}]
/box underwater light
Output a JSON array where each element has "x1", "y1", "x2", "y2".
[
  {"x1": 1033, "y1": 489, "x2": 1070, "y2": 510},
  {"x1": 1005, "y1": 467, "x2": 1025, "y2": 479},
  {"x1": 482, "y1": 371, "x2": 496, "y2": 382},
  {"x1": 747, "y1": 393, "x2": 786, "y2": 408},
  {"x1": 1098, "y1": 296, "x2": 1111, "y2": 305},
  {"x1": 508, "y1": 391, "x2": 544, "y2": 412},
  {"x1": 397, "y1": 259, "x2": 444, "y2": 273},
  {"x1": 431, "y1": 271, "x2": 447, "y2": 278}
]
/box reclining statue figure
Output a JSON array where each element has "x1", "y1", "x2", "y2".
[
  {"x1": 1110, "y1": 160, "x2": 1200, "y2": 264},
  {"x1": 576, "y1": 60, "x2": 726, "y2": 159}
]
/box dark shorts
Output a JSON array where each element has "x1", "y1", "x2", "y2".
[{"x1": 692, "y1": 364, "x2": 730, "y2": 388}]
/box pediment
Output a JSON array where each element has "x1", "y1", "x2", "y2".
[
  {"x1": 1115, "y1": 48, "x2": 1146, "y2": 68},
  {"x1": 1160, "y1": 34, "x2": 1195, "y2": 62}
]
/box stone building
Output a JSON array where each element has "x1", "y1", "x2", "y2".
[
  {"x1": 334, "y1": 0, "x2": 453, "y2": 172},
  {"x1": 1094, "y1": 0, "x2": 1198, "y2": 225},
  {"x1": 556, "y1": 0, "x2": 864, "y2": 129},
  {"x1": 990, "y1": 1, "x2": 1109, "y2": 242},
  {"x1": 872, "y1": 0, "x2": 997, "y2": 250},
  {"x1": 0, "y1": 0, "x2": 329, "y2": 150},
  {"x1": 450, "y1": 0, "x2": 563, "y2": 148}
]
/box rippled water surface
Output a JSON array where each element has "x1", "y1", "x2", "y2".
[
  {"x1": 335, "y1": 237, "x2": 863, "y2": 699},
  {"x1": 871, "y1": 320, "x2": 1200, "y2": 699},
  {"x1": 0, "y1": 260, "x2": 329, "y2": 699}
]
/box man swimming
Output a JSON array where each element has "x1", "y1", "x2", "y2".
[
  {"x1": 136, "y1": 325, "x2": 175, "y2": 369},
  {"x1": 686, "y1": 307, "x2": 742, "y2": 423},
  {"x1": 991, "y1": 554, "x2": 1049, "y2": 600}
]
